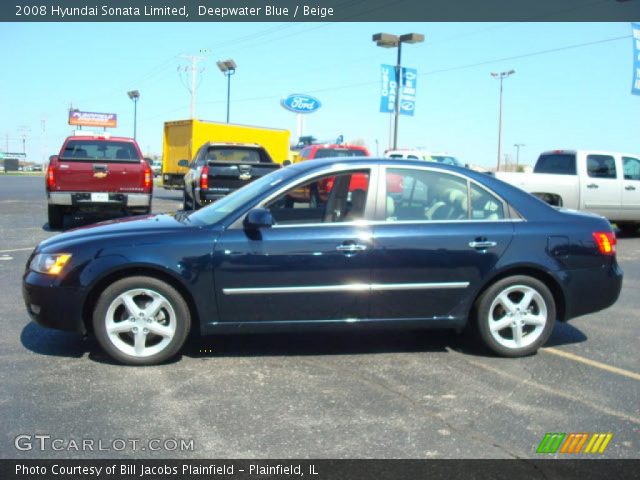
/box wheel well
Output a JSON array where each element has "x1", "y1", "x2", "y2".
[
  {"x1": 82, "y1": 267, "x2": 200, "y2": 333},
  {"x1": 472, "y1": 267, "x2": 566, "y2": 322}
]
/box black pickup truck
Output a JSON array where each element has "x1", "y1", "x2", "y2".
[{"x1": 180, "y1": 143, "x2": 281, "y2": 210}]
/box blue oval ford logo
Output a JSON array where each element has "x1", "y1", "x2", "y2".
[{"x1": 280, "y1": 94, "x2": 321, "y2": 114}]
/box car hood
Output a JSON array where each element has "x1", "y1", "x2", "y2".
[{"x1": 38, "y1": 214, "x2": 193, "y2": 252}]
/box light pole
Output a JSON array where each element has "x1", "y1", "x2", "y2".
[
  {"x1": 514, "y1": 143, "x2": 525, "y2": 169},
  {"x1": 373, "y1": 32, "x2": 424, "y2": 150},
  {"x1": 491, "y1": 70, "x2": 515, "y2": 171},
  {"x1": 217, "y1": 59, "x2": 237, "y2": 123},
  {"x1": 127, "y1": 90, "x2": 140, "y2": 140}
]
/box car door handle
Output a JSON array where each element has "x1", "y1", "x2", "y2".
[
  {"x1": 586, "y1": 183, "x2": 599, "y2": 189},
  {"x1": 625, "y1": 185, "x2": 636, "y2": 191},
  {"x1": 469, "y1": 240, "x2": 497, "y2": 250},
  {"x1": 336, "y1": 243, "x2": 368, "y2": 252}
]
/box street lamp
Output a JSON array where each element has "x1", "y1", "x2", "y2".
[
  {"x1": 217, "y1": 59, "x2": 237, "y2": 123},
  {"x1": 490, "y1": 70, "x2": 515, "y2": 171},
  {"x1": 127, "y1": 90, "x2": 140, "y2": 140},
  {"x1": 373, "y1": 32, "x2": 424, "y2": 150},
  {"x1": 514, "y1": 143, "x2": 525, "y2": 169}
]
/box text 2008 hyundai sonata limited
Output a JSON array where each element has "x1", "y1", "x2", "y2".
[{"x1": 23, "y1": 158, "x2": 622, "y2": 365}]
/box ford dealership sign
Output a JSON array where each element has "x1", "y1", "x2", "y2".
[{"x1": 280, "y1": 94, "x2": 321, "y2": 114}]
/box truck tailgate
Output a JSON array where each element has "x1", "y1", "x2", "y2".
[
  {"x1": 207, "y1": 162, "x2": 280, "y2": 190},
  {"x1": 52, "y1": 160, "x2": 145, "y2": 192}
]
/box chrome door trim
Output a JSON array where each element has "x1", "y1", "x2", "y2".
[{"x1": 222, "y1": 281, "x2": 470, "y2": 295}]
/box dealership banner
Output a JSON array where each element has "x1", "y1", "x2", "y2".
[
  {"x1": 68, "y1": 110, "x2": 117, "y2": 128},
  {"x1": 632, "y1": 23, "x2": 640, "y2": 96},
  {"x1": 379, "y1": 64, "x2": 396, "y2": 114},
  {"x1": 400, "y1": 67, "x2": 418, "y2": 116},
  {"x1": 380, "y1": 65, "x2": 418, "y2": 116}
]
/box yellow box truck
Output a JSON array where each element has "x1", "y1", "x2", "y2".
[{"x1": 161, "y1": 119, "x2": 290, "y2": 189}]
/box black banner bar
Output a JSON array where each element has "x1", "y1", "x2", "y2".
[
  {"x1": 3, "y1": 0, "x2": 640, "y2": 22},
  {"x1": 2, "y1": 459, "x2": 640, "y2": 480}
]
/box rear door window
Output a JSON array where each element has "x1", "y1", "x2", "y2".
[
  {"x1": 60, "y1": 140, "x2": 140, "y2": 162},
  {"x1": 534, "y1": 153, "x2": 577, "y2": 175},
  {"x1": 587, "y1": 155, "x2": 617, "y2": 179},
  {"x1": 622, "y1": 157, "x2": 640, "y2": 181}
]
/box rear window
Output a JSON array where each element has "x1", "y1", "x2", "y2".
[
  {"x1": 431, "y1": 155, "x2": 462, "y2": 167},
  {"x1": 60, "y1": 140, "x2": 140, "y2": 162},
  {"x1": 534, "y1": 154, "x2": 577, "y2": 175},
  {"x1": 205, "y1": 147, "x2": 267, "y2": 163},
  {"x1": 313, "y1": 148, "x2": 367, "y2": 159}
]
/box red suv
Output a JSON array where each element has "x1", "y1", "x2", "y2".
[{"x1": 46, "y1": 135, "x2": 153, "y2": 229}]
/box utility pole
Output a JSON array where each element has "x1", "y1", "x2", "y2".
[
  {"x1": 514, "y1": 143, "x2": 525, "y2": 169},
  {"x1": 491, "y1": 70, "x2": 515, "y2": 172},
  {"x1": 179, "y1": 53, "x2": 208, "y2": 119}
]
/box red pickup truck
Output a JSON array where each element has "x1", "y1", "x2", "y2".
[{"x1": 46, "y1": 134, "x2": 153, "y2": 229}]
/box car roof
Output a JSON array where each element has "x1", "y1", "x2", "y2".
[{"x1": 66, "y1": 135, "x2": 136, "y2": 142}]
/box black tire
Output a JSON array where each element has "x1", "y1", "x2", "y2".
[
  {"x1": 475, "y1": 275, "x2": 556, "y2": 357},
  {"x1": 617, "y1": 223, "x2": 638, "y2": 237},
  {"x1": 47, "y1": 205, "x2": 64, "y2": 230},
  {"x1": 182, "y1": 190, "x2": 192, "y2": 211},
  {"x1": 92, "y1": 276, "x2": 191, "y2": 366}
]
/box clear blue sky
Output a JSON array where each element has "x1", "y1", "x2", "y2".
[{"x1": 0, "y1": 22, "x2": 636, "y2": 167}]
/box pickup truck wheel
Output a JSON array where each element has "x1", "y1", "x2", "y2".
[
  {"x1": 47, "y1": 205, "x2": 64, "y2": 230},
  {"x1": 617, "y1": 223, "x2": 638, "y2": 237},
  {"x1": 92, "y1": 276, "x2": 191, "y2": 366},
  {"x1": 182, "y1": 191, "x2": 192, "y2": 211},
  {"x1": 475, "y1": 275, "x2": 555, "y2": 357}
]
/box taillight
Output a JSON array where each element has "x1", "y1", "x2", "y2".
[
  {"x1": 143, "y1": 162, "x2": 152, "y2": 191},
  {"x1": 593, "y1": 231, "x2": 616, "y2": 255},
  {"x1": 200, "y1": 166, "x2": 209, "y2": 190},
  {"x1": 46, "y1": 164, "x2": 55, "y2": 190}
]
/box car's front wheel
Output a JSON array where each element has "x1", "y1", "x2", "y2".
[
  {"x1": 92, "y1": 276, "x2": 191, "y2": 365},
  {"x1": 475, "y1": 275, "x2": 556, "y2": 357}
]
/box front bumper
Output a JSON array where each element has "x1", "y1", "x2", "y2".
[
  {"x1": 48, "y1": 191, "x2": 151, "y2": 208},
  {"x1": 22, "y1": 271, "x2": 87, "y2": 334}
]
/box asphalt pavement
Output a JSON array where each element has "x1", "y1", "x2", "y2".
[{"x1": 0, "y1": 175, "x2": 638, "y2": 459}]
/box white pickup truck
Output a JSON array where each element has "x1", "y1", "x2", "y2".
[{"x1": 496, "y1": 150, "x2": 640, "y2": 232}]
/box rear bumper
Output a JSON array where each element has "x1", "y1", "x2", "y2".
[
  {"x1": 48, "y1": 191, "x2": 151, "y2": 208},
  {"x1": 563, "y1": 261, "x2": 623, "y2": 321},
  {"x1": 22, "y1": 271, "x2": 87, "y2": 334}
]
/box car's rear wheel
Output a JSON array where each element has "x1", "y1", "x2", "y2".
[
  {"x1": 475, "y1": 275, "x2": 555, "y2": 357},
  {"x1": 92, "y1": 276, "x2": 191, "y2": 365},
  {"x1": 47, "y1": 205, "x2": 64, "y2": 229}
]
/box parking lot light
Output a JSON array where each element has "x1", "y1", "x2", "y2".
[
  {"x1": 127, "y1": 90, "x2": 140, "y2": 140},
  {"x1": 372, "y1": 33, "x2": 424, "y2": 150},
  {"x1": 217, "y1": 59, "x2": 237, "y2": 123}
]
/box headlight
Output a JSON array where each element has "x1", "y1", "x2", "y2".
[{"x1": 30, "y1": 253, "x2": 72, "y2": 275}]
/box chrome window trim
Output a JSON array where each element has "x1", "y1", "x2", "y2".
[
  {"x1": 222, "y1": 281, "x2": 470, "y2": 296},
  {"x1": 270, "y1": 218, "x2": 523, "y2": 229}
]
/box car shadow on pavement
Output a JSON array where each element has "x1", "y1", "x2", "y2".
[
  {"x1": 21, "y1": 321, "x2": 588, "y2": 364},
  {"x1": 183, "y1": 330, "x2": 454, "y2": 360}
]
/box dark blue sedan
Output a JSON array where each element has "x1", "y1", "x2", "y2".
[{"x1": 23, "y1": 158, "x2": 623, "y2": 365}]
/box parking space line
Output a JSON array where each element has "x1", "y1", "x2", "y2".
[
  {"x1": 449, "y1": 351, "x2": 640, "y2": 425},
  {"x1": 541, "y1": 347, "x2": 640, "y2": 382},
  {"x1": 0, "y1": 247, "x2": 33, "y2": 253}
]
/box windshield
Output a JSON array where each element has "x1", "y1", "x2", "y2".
[
  {"x1": 60, "y1": 140, "x2": 141, "y2": 162},
  {"x1": 188, "y1": 167, "x2": 296, "y2": 226},
  {"x1": 431, "y1": 155, "x2": 462, "y2": 167}
]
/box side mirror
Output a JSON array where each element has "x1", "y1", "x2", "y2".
[
  {"x1": 282, "y1": 159, "x2": 292, "y2": 167},
  {"x1": 177, "y1": 159, "x2": 189, "y2": 168},
  {"x1": 49, "y1": 155, "x2": 58, "y2": 163},
  {"x1": 243, "y1": 208, "x2": 274, "y2": 230}
]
